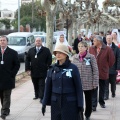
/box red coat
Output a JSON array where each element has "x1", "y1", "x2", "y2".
[{"x1": 89, "y1": 43, "x2": 115, "y2": 80}]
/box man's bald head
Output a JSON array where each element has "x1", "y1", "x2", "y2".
[{"x1": 35, "y1": 37, "x2": 42, "y2": 47}]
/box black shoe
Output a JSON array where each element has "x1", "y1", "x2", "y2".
[
  {"x1": 6, "y1": 112, "x2": 10, "y2": 116},
  {"x1": 33, "y1": 97, "x2": 38, "y2": 100},
  {"x1": 1, "y1": 115, "x2": 6, "y2": 120},
  {"x1": 104, "y1": 97, "x2": 109, "y2": 100},
  {"x1": 92, "y1": 106, "x2": 96, "y2": 111},
  {"x1": 86, "y1": 117, "x2": 90, "y2": 120},
  {"x1": 100, "y1": 104, "x2": 106, "y2": 108},
  {"x1": 112, "y1": 94, "x2": 115, "y2": 98}
]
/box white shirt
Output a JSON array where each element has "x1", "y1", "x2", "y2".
[{"x1": 107, "y1": 44, "x2": 112, "y2": 47}]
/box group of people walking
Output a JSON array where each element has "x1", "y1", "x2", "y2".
[{"x1": 0, "y1": 30, "x2": 120, "y2": 120}]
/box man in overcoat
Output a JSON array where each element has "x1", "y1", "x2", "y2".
[
  {"x1": 0, "y1": 36, "x2": 20, "y2": 120},
  {"x1": 104, "y1": 35, "x2": 120, "y2": 99},
  {"x1": 25, "y1": 37, "x2": 52, "y2": 102},
  {"x1": 73, "y1": 34, "x2": 83, "y2": 54},
  {"x1": 89, "y1": 35, "x2": 115, "y2": 111}
]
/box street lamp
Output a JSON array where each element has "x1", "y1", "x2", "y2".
[{"x1": 18, "y1": 0, "x2": 20, "y2": 32}]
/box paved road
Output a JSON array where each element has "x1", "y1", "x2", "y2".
[
  {"x1": 17, "y1": 63, "x2": 25, "y2": 74},
  {"x1": 1, "y1": 76, "x2": 120, "y2": 120}
]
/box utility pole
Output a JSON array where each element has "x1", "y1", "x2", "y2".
[
  {"x1": 0, "y1": 0, "x2": 1, "y2": 11},
  {"x1": 32, "y1": 0, "x2": 34, "y2": 32},
  {"x1": 18, "y1": 0, "x2": 20, "y2": 32}
]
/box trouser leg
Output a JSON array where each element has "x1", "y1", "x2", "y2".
[
  {"x1": 31, "y1": 77, "x2": 39, "y2": 98},
  {"x1": 99, "y1": 79, "x2": 106, "y2": 105},
  {"x1": 92, "y1": 87, "x2": 98, "y2": 107},
  {"x1": 38, "y1": 78, "x2": 45, "y2": 99},
  {"x1": 0, "y1": 90, "x2": 3, "y2": 106},
  {"x1": 109, "y1": 74, "x2": 116, "y2": 96},
  {"x1": 104, "y1": 79, "x2": 109, "y2": 99},
  {"x1": 84, "y1": 90, "x2": 92, "y2": 118},
  {"x1": 1, "y1": 89, "x2": 12, "y2": 116}
]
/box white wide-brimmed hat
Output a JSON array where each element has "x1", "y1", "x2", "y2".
[{"x1": 53, "y1": 44, "x2": 70, "y2": 57}]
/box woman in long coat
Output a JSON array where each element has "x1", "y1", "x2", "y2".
[
  {"x1": 42, "y1": 44, "x2": 83, "y2": 120},
  {"x1": 72, "y1": 41, "x2": 99, "y2": 120}
]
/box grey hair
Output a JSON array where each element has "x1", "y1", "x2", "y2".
[{"x1": 94, "y1": 35, "x2": 103, "y2": 42}]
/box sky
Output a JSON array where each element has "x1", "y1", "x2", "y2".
[{"x1": 0, "y1": 0, "x2": 104, "y2": 11}]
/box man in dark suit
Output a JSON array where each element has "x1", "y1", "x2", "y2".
[
  {"x1": 25, "y1": 37, "x2": 52, "y2": 102},
  {"x1": 0, "y1": 36, "x2": 20, "y2": 120},
  {"x1": 104, "y1": 35, "x2": 120, "y2": 100},
  {"x1": 99, "y1": 31, "x2": 107, "y2": 44},
  {"x1": 73, "y1": 34, "x2": 83, "y2": 54}
]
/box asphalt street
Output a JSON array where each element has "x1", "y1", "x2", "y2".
[{"x1": 17, "y1": 62, "x2": 25, "y2": 74}]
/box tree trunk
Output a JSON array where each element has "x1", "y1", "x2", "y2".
[
  {"x1": 73, "y1": 21, "x2": 77, "y2": 40},
  {"x1": 46, "y1": 13, "x2": 54, "y2": 53},
  {"x1": 95, "y1": 23, "x2": 99, "y2": 33},
  {"x1": 68, "y1": 23, "x2": 73, "y2": 46},
  {"x1": 86, "y1": 25, "x2": 89, "y2": 36},
  {"x1": 59, "y1": 12, "x2": 64, "y2": 31},
  {"x1": 90, "y1": 24, "x2": 94, "y2": 34},
  {"x1": 99, "y1": 24, "x2": 103, "y2": 32},
  {"x1": 103, "y1": 25, "x2": 107, "y2": 34}
]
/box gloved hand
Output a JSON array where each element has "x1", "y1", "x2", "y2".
[
  {"x1": 42, "y1": 105, "x2": 46, "y2": 116},
  {"x1": 78, "y1": 107, "x2": 84, "y2": 120}
]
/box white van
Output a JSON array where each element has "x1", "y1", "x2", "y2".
[{"x1": 7, "y1": 32, "x2": 35, "y2": 61}]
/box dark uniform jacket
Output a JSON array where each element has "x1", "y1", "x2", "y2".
[
  {"x1": 42, "y1": 59, "x2": 83, "y2": 120},
  {"x1": 25, "y1": 46, "x2": 52, "y2": 78},
  {"x1": 0, "y1": 47, "x2": 20, "y2": 90},
  {"x1": 73, "y1": 37, "x2": 83, "y2": 54},
  {"x1": 103, "y1": 37, "x2": 107, "y2": 44},
  {"x1": 109, "y1": 42, "x2": 120, "y2": 74}
]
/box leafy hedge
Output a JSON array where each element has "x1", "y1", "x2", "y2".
[{"x1": 0, "y1": 30, "x2": 17, "y2": 36}]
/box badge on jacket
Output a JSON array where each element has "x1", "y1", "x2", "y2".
[
  {"x1": 84, "y1": 58, "x2": 90, "y2": 65},
  {"x1": 1, "y1": 61, "x2": 4, "y2": 64},
  {"x1": 63, "y1": 69, "x2": 72, "y2": 78},
  {"x1": 35, "y1": 55, "x2": 37, "y2": 58}
]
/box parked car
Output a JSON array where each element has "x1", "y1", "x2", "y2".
[
  {"x1": 34, "y1": 34, "x2": 56, "y2": 45},
  {"x1": 32, "y1": 31, "x2": 46, "y2": 35},
  {"x1": 7, "y1": 32, "x2": 35, "y2": 61}
]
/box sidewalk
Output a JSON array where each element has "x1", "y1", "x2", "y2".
[{"x1": 1, "y1": 76, "x2": 120, "y2": 120}]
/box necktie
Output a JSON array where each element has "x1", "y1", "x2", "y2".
[
  {"x1": 37, "y1": 48, "x2": 39, "y2": 53},
  {"x1": 1, "y1": 49, "x2": 4, "y2": 54}
]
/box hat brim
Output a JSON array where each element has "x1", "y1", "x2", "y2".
[{"x1": 53, "y1": 49, "x2": 70, "y2": 57}]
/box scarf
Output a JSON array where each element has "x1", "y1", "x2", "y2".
[{"x1": 79, "y1": 51, "x2": 87, "y2": 61}]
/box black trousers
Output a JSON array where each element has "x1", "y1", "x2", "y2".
[
  {"x1": 31, "y1": 77, "x2": 45, "y2": 99},
  {"x1": 92, "y1": 79, "x2": 106, "y2": 107},
  {"x1": 84, "y1": 90, "x2": 92, "y2": 118},
  {"x1": 104, "y1": 74, "x2": 116, "y2": 98},
  {"x1": 0, "y1": 89, "x2": 12, "y2": 116}
]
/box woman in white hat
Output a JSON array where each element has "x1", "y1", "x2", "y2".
[
  {"x1": 42, "y1": 44, "x2": 83, "y2": 120},
  {"x1": 55, "y1": 34, "x2": 73, "y2": 52}
]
